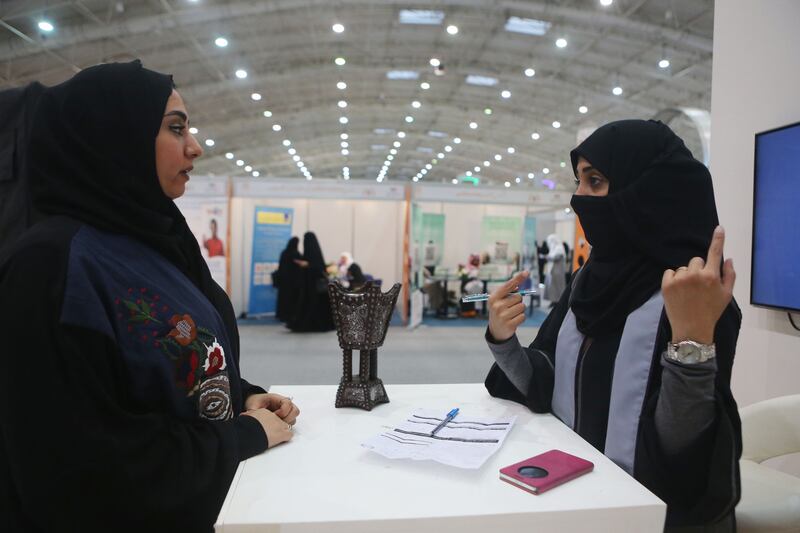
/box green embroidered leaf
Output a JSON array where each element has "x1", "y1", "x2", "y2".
[
  {"x1": 123, "y1": 300, "x2": 139, "y2": 312},
  {"x1": 129, "y1": 315, "x2": 149, "y2": 323},
  {"x1": 141, "y1": 300, "x2": 152, "y2": 316}
]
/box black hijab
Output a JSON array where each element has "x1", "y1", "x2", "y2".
[
  {"x1": 569, "y1": 119, "x2": 719, "y2": 337},
  {"x1": 302, "y1": 232, "x2": 326, "y2": 273},
  {"x1": 28, "y1": 60, "x2": 238, "y2": 347}
]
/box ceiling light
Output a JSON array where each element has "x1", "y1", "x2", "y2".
[
  {"x1": 332, "y1": 23, "x2": 345, "y2": 33},
  {"x1": 560, "y1": 161, "x2": 567, "y2": 168},
  {"x1": 397, "y1": 131, "x2": 406, "y2": 138},
  {"x1": 565, "y1": 207, "x2": 572, "y2": 214},
  {"x1": 421, "y1": 169, "x2": 428, "y2": 175},
  {"x1": 393, "y1": 141, "x2": 401, "y2": 147},
  {"x1": 282, "y1": 139, "x2": 291, "y2": 147},
  {"x1": 528, "y1": 173, "x2": 535, "y2": 179},
  {"x1": 235, "y1": 69, "x2": 248, "y2": 79},
  {"x1": 189, "y1": 127, "x2": 198, "y2": 134},
  {"x1": 38, "y1": 21, "x2": 55, "y2": 32},
  {"x1": 413, "y1": 176, "x2": 419, "y2": 182},
  {"x1": 437, "y1": 152, "x2": 445, "y2": 158},
  {"x1": 556, "y1": 38, "x2": 568, "y2": 48},
  {"x1": 341, "y1": 133, "x2": 349, "y2": 140},
  {"x1": 387, "y1": 70, "x2": 419, "y2": 80},
  {"x1": 552, "y1": 121, "x2": 561, "y2": 128},
  {"x1": 504, "y1": 181, "x2": 511, "y2": 188},
  {"x1": 452, "y1": 178, "x2": 459, "y2": 184},
  {"x1": 306, "y1": 176, "x2": 313, "y2": 180},
  {"x1": 578, "y1": 105, "x2": 588, "y2": 114},
  {"x1": 288, "y1": 148, "x2": 297, "y2": 155},
  {"x1": 429, "y1": 58, "x2": 441, "y2": 67},
  {"x1": 474, "y1": 166, "x2": 481, "y2": 172},
  {"x1": 453, "y1": 137, "x2": 461, "y2": 144},
  {"x1": 483, "y1": 161, "x2": 491, "y2": 167},
  {"x1": 515, "y1": 177, "x2": 521, "y2": 183},
  {"x1": 252, "y1": 171, "x2": 260, "y2": 177},
  {"x1": 244, "y1": 165, "x2": 252, "y2": 172},
  {"x1": 612, "y1": 86, "x2": 623, "y2": 96},
  {"x1": 505, "y1": 16, "x2": 551, "y2": 36},
  {"x1": 600, "y1": 0, "x2": 613, "y2": 6},
  {"x1": 387, "y1": 155, "x2": 394, "y2": 161},
  {"x1": 204, "y1": 139, "x2": 215, "y2": 147},
  {"x1": 344, "y1": 176, "x2": 350, "y2": 180},
  {"x1": 341, "y1": 149, "x2": 349, "y2": 155},
  {"x1": 338, "y1": 100, "x2": 347, "y2": 108},
  {"x1": 531, "y1": 132, "x2": 540, "y2": 140},
  {"x1": 501, "y1": 90, "x2": 511, "y2": 99},
  {"x1": 524, "y1": 68, "x2": 536, "y2": 77},
  {"x1": 292, "y1": 155, "x2": 301, "y2": 162},
  {"x1": 215, "y1": 37, "x2": 228, "y2": 47},
  {"x1": 411, "y1": 101, "x2": 422, "y2": 109},
  {"x1": 658, "y1": 58, "x2": 670, "y2": 69},
  {"x1": 484, "y1": 108, "x2": 492, "y2": 115},
  {"x1": 425, "y1": 164, "x2": 433, "y2": 170},
  {"x1": 469, "y1": 122, "x2": 478, "y2": 129},
  {"x1": 507, "y1": 147, "x2": 515, "y2": 154},
  {"x1": 263, "y1": 110, "x2": 272, "y2": 117},
  {"x1": 336, "y1": 82, "x2": 348, "y2": 92},
  {"x1": 341, "y1": 142, "x2": 349, "y2": 148},
  {"x1": 444, "y1": 145, "x2": 452, "y2": 152},
  {"x1": 420, "y1": 82, "x2": 431, "y2": 90},
  {"x1": 236, "y1": 160, "x2": 244, "y2": 166},
  {"x1": 225, "y1": 152, "x2": 234, "y2": 159},
  {"x1": 339, "y1": 116, "x2": 349, "y2": 124},
  {"x1": 399, "y1": 10, "x2": 445, "y2": 25},
  {"x1": 543, "y1": 167, "x2": 550, "y2": 174},
  {"x1": 390, "y1": 149, "x2": 397, "y2": 155},
  {"x1": 465, "y1": 74, "x2": 498, "y2": 87},
  {"x1": 251, "y1": 93, "x2": 261, "y2": 101},
  {"x1": 272, "y1": 124, "x2": 282, "y2": 131},
  {"x1": 335, "y1": 57, "x2": 346, "y2": 66},
  {"x1": 494, "y1": 154, "x2": 502, "y2": 161},
  {"x1": 427, "y1": 131, "x2": 447, "y2": 138},
  {"x1": 297, "y1": 162, "x2": 304, "y2": 168},
  {"x1": 405, "y1": 116, "x2": 414, "y2": 123},
  {"x1": 446, "y1": 25, "x2": 459, "y2": 35}
]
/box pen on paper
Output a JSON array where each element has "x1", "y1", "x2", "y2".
[
  {"x1": 430, "y1": 408, "x2": 459, "y2": 436},
  {"x1": 461, "y1": 289, "x2": 537, "y2": 303}
]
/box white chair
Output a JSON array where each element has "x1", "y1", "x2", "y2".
[{"x1": 737, "y1": 394, "x2": 800, "y2": 532}]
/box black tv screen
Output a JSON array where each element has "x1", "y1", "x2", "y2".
[{"x1": 751, "y1": 120, "x2": 800, "y2": 312}]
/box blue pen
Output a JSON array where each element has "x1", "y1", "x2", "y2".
[
  {"x1": 430, "y1": 408, "x2": 459, "y2": 436},
  {"x1": 461, "y1": 289, "x2": 537, "y2": 303}
]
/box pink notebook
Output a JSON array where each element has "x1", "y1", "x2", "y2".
[{"x1": 499, "y1": 449, "x2": 594, "y2": 495}]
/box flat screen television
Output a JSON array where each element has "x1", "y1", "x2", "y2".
[{"x1": 751, "y1": 120, "x2": 800, "y2": 312}]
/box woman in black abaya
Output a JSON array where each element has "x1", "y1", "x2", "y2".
[
  {"x1": 485, "y1": 120, "x2": 741, "y2": 531},
  {"x1": 288, "y1": 232, "x2": 334, "y2": 332},
  {"x1": 275, "y1": 236, "x2": 302, "y2": 323}
]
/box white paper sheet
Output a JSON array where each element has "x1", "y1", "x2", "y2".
[{"x1": 361, "y1": 409, "x2": 516, "y2": 469}]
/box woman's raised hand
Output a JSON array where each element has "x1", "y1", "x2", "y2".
[
  {"x1": 488, "y1": 271, "x2": 530, "y2": 343},
  {"x1": 662, "y1": 226, "x2": 736, "y2": 344}
]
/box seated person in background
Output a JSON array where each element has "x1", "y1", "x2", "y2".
[
  {"x1": 485, "y1": 120, "x2": 741, "y2": 531},
  {"x1": 337, "y1": 251, "x2": 354, "y2": 279},
  {"x1": 346, "y1": 262, "x2": 369, "y2": 290},
  {"x1": 0, "y1": 61, "x2": 300, "y2": 532}
]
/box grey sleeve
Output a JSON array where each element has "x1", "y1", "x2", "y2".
[
  {"x1": 486, "y1": 331, "x2": 533, "y2": 395},
  {"x1": 654, "y1": 352, "x2": 718, "y2": 455}
]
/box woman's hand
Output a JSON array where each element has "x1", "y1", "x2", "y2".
[
  {"x1": 294, "y1": 259, "x2": 309, "y2": 268},
  {"x1": 241, "y1": 409, "x2": 294, "y2": 448},
  {"x1": 662, "y1": 226, "x2": 736, "y2": 344},
  {"x1": 245, "y1": 393, "x2": 300, "y2": 425},
  {"x1": 488, "y1": 271, "x2": 529, "y2": 343}
]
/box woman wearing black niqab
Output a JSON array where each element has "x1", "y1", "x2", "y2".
[
  {"x1": 485, "y1": 120, "x2": 741, "y2": 531},
  {"x1": 288, "y1": 232, "x2": 335, "y2": 332},
  {"x1": 275, "y1": 236, "x2": 302, "y2": 322},
  {"x1": 0, "y1": 61, "x2": 300, "y2": 533}
]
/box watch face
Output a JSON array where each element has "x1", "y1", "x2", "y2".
[{"x1": 677, "y1": 344, "x2": 702, "y2": 364}]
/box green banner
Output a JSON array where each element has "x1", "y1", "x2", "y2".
[
  {"x1": 480, "y1": 216, "x2": 523, "y2": 264},
  {"x1": 420, "y1": 213, "x2": 445, "y2": 267}
]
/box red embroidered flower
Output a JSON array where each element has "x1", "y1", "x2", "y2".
[
  {"x1": 203, "y1": 339, "x2": 226, "y2": 377},
  {"x1": 167, "y1": 314, "x2": 197, "y2": 347},
  {"x1": 186, "y1": 351, "x2": 199, "y2": 388}
]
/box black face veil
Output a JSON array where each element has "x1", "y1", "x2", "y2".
[{"x1": 568, "y1": 119, "x2": 720, "y2": 336}]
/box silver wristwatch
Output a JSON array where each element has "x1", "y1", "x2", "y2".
[{"x1": 666, "y1": 340, "x2": 716, "y2": 364}]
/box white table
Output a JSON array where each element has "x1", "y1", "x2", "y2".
[{"x1": 215, "y1": 384, "x2": 665, "y2": 532}]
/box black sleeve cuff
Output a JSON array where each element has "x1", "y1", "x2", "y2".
[{"x1": 233, "y1": 415, "x2": 269, "y2": 460}]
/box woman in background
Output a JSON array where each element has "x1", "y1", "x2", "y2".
[
  {"x1": 288, "y1": 232, "x2": 334, "y2": 332},
  {"x1": 544, "y1": 233, "x2": 566, "y2": 306},
  {"x1": 275, "y1": 236, "x2": 302, "y2": 323}
]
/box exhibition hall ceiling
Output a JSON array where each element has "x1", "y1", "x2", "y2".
[{"x1": 1, "y1": 0, "x2": 713, "y2": 190}]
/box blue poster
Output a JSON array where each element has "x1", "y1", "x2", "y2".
[{"x1": 248, "y1": 207, "x2": 293, "y2": 316}]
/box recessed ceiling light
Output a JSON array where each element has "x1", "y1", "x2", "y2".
[
  {"x1": 420, "y1": 82, "x2": 431, "y2": 90},
  {"x1": 465, "y1": 171, "x2": 472, "y2": 177},
  {"x1": 484, "y1": 108, "x2": 492, "y2": 115},
  {"x1": 453, "y1": 137, "x2": 461, "y2": 144},
  {"x1": 338, "y1": 100, "x2": 347, "y2": 108},
  {"x1": 411, "y1": 101, "x2": 422, "y2": 109},
  {"x1": 612, "y1": 86, "x2": 623, "y2": 96},
  {"x1": 306, "y1": 176, "x2": 313, "y2": 180},
  {"x1": 389, "y1": 149, "x2": 397, "y2": 155},
  {"x1": 292, "y1": 155, "x2": 300, "y2": 162},
  {"x1": 469, "y1": 122, "x2": 478, "y2": 129},
  {"x1": 425, "y1": 164, "x2": 433, "y2": 170},
  {"x1": 528, "y1": 173, "x2": 535, "y2": 179},
  {"x1": 507, "y1": 146, "x2": 515, "y2": 154},
  {"x1": 225, "y1": 152, "x2": 234, "y2": 159},
  {"x1": 399, "y1": 9, "x2": 445, "y2": 25},
  {"x1": 504, "y1": 181, "x2": 511, "y2": 188},
  {"x1": 252, "y1": 171, "x2": 260, "y2": 177},
  {"x1": 341, "y1": 142, "x2": 349, "y2": 148},
  {"x1": 524, "y1": 68, "x2": 536, "y2": 77},
  {"x1": 235, "y1": 69, "x2": 248, "y2": 79},
  {"x1": 245, "y1": 165, "x2": 252, "y2": 172},
  {"x1": 387, "y1": 155, "x2": 394, "y2": 160},
  {"x1": 429, "y1": 58, "x2": 441, "y2": 67},
  {"x1": 335, "y1": 57, "x2": 346, "y2": 66},
  {"x1": 515, "y1": 177, "x2": 521, "y2": 183},
  {"x1": 215, "y1": 37, "x2": 228, "y2": 47},
  {"x1": 413, "y1": 176, "x2": 419, "y2": 182},
  {"x1": 600, "y1": 0, "x2": 613, "y2": 6},
  {"x1": 341, "y1": 133, "x2": 349, "y2": 140},
  {"x1": 393, "y1": 141, "x2": 401, "y2": 147},
  {"x1": 398, "y1": 131, "x2": 406, "y2": 138},
  {"x1": 189, "y1": 127, "x2": 198, "y2": 135},
  {"x1": 504, "y1": 16, "x2": 551, "y2": 36},
  {"x1": 465, "y1": 75, "x2": 498, "y2": 87},
  {"x1": 336, "y1": 83, "x2": 348, "y2": 93},
  {"x1": 531, "y1": 132, "x2": 540, "y2": 140},
  {"x1": 38, "y1": 20, "x2": 55, "y2": 32},
  {"x1": 386, "y1": 70, "x2": 419, "y2": 80},
  {"x1": 438, "y1": 152, "x2": 445, "y2": 158},
  {"x1": 405, "y1": 116, "x2": 414, "y2": 123},
  {"x1": 501, "y1": 90, "x2": 511, "y2": 99},
  {"x1": 236, "y1": 160, "x2": 244, "y2": 166},
  {"x1": 452, "y1": 178, "x2": 459, "y2": 184},
  {"x1": 288, "y1": 148, "x2": 297, "y2": 155},
  {"x1": 341, "y1": 149, "x2": 349, "y2": 155},
  {"x1": 578, "y1": 105, "x2": 588, "y2": 114},
  {"x1": 282, "y1": 139, "x2": 291, "y2": 147},
  {"x1": 251, "y1": 93, "x2": 261, "y2": 101},
  {"x1": 474, "y1": 166, "x2": 481, "y2": 172},
  {"x1": 444, "y1": 145, "x2": 452, "y2": 152},
  {"x1": 658, "y1": 58, "x2": 670, "y2": 69},
  {"x1": 272, "y1": 124, "x2": 282, "y2": 131},
  {"x1": 332, "y1": 23, "x2": 345, "y2": 33},
  {"x1": 552, "y1": 121, "x2": 561, "y2": 128},
  {"x1": 446, "y1": 25, "x2": 459, "y2": 35},
  {"x1": 543, "y1": 167, "x2": 550, "y2": 174},
  {"x1": 339, "y1": 116, "x2": 349, "y2": 124},
  {"x1": 483, "y1": 161, "x2": 491, "y2": 167},
  {"x1": 556, "y1": 38, "x2": 568, "y2": 48},
  {"x1": 205, "y1": 139, "x2": 215, "y2": 147},
  {"x1": 560, "y1": 161, "x2": 567, "y2": 168}
]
